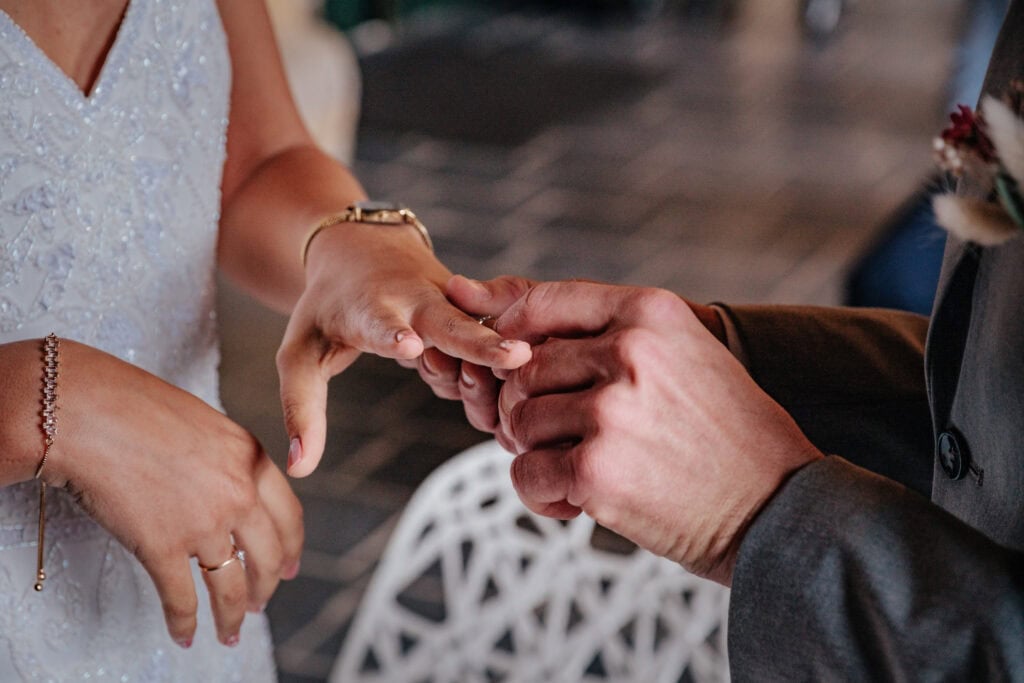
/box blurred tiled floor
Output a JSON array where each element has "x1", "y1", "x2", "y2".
[{"x1": 217, "y1": 3, "x2": 959, "y2": 680}]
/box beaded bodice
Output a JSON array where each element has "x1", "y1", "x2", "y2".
[
  {"x1": 0, "y1": 0, "x2": 227, "y2": 396},
  {"x1": 0, "y1": 0, "x2": 275, "y2": 679}
]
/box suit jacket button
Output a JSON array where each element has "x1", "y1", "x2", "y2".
[{"x1": 938, "y1": 430, "x2": 967, "y2": 480}]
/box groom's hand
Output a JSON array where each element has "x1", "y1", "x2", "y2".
[{"x1": 493, "y1": 281, "x2": 823, "y2": 585}]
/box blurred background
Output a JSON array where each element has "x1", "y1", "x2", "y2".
[{"x1": 217, "y1": 0, "x2": 974, "y2": 679}]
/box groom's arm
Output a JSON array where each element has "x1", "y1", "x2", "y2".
[{"x1": 717, "y1": 304, "x2": 934, "y2": 495}]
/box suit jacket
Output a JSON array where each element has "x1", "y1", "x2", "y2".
[{"x1": 720, "y1": 3, "x2": 1024, "y2": 679}]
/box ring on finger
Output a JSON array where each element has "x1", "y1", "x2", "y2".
[
  {"x1": 199, "y1": 545, "x2": 246, "y2": 573},
  {"x1": 476, "y1": 315, "x2": 496, "y2": 329}
]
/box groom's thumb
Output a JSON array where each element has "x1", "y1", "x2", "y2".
[{"x1": 446, "y1": 274, "x2": 535, "y2": 318}]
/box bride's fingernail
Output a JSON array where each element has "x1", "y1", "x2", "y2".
[
  {"x1": 283, "y1": 560, "x2": 301, "y2": 580},
  {"x1": 225, "y1": 633, "x2": 240, "y2": 647},
  {"x1": 395, "y1": 329, "x2": 414, "y2": 344},
  {"x1": 176, "y1": 638, "x2": 192, "y2": 650},
  {"x1": 499, "y1": 339, "x2": 520, "y2": 350},
  {"x1": 420, "y1": 353, "x2": 437, "y2": 376},
  {"x1": 287, "y1": 438, "x2": 303, "y2": 471},
  {"x1": 460, "y1": 369, "x2": 476, "y2": 388}
]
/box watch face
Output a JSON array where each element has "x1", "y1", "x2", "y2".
[{"x1": 356, "y1": 200, "x2": 402, "y2": 212}]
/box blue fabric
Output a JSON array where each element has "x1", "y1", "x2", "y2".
[{"x1": 846, "y1": 193, "x2": 946, "y2": 315}]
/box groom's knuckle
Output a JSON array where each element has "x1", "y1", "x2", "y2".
[
  {"x1": 589, "y1": 385, "x2": 624, "y2": 429},
  {"x1": 608, "y1": 328, "x2": 647, "y2": 369},
  {"x1": 635, "y1": 287, "x2": 683, "y2": 323}
]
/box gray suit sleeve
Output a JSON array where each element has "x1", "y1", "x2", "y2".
[
  {"x1": 716, "y1": 304, "x2": 935, "y2": 495},
  {"x1": 729, "y1": 457, "x2": 1024, "y2": 681}
]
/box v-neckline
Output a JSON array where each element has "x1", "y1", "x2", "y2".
[{"x1": 0, "y1": 0, "x2": 142, "y2": 108}]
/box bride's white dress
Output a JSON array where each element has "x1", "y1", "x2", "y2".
[{"x1": 0, "y1": 0, "x2": 276, "y2": 679}]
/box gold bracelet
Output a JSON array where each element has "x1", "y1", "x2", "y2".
[
  {"x1": 300, "y1": 214, "x2": 351, "y2": 267},
  {"x1": 34, "y1": 333, "x2": 59, "y2": 592},
  {"x1": 300, "y1": 204, "x2": 433, "y2": 267}
]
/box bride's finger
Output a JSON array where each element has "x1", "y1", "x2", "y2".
[
  {"x1": 254, "y1": 459, "x2": 304, "y2": 579},
  {"x1": 139, "y1": 552, "x2": 199, "y2": 648},
  {"x1": 412, "y1": 299, "x2": 531, "y2": 370},
  {"x1": 340, "y1": 298, "x2": 426, "y2": 360},
  {"x1": 197, "y1": 540, "x2": 249, "y2": 646},
  {"x1": 232, "y1": 509, "x2": 284, "y2": 613},
  {"x1": 417, "y1": 348, "x2": 462, "y2": 400},
  {"x1": 459, "y1": 362, "x2": 501, "y2": 432}
]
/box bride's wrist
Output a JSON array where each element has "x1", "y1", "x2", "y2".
[
  {"x1": 302, "y1": 204, "x2": 435, "y2": 276},
  {"x1": 0, "y1": 339, "x2": 68, "y2": 486},
  {"x1": 304, "y1": 222, "x2": 444, "y2": 287}
]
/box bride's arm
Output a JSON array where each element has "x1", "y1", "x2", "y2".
[
  {"x1": 214, "y1": 0, "x2": 531, "y2": 477},
  {"x1": 215, "y1": 0, "x2": 362, "y2": 313},
  {"x1": 0, "y1": 339, "x2": 303, "y2": 647}
]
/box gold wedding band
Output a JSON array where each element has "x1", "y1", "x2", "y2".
[
  {"x1": 199, "y1": 545, "x2": 244, "y2": 573},
  {"x1": 477, "y1": 315, "x2": 496, "y2": 329}
]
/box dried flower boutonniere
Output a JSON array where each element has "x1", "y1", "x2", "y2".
[{"x1": 932, "y1": 80, "x2": 1024, "y2": 246}]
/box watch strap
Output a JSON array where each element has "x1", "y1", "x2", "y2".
[{"x1": 300, "y1": 205, "x2": 433, "y2": 266}]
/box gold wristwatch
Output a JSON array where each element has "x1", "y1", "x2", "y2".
[{"x1": 301, "y1": 200, "x2": 433, "y2": 266}]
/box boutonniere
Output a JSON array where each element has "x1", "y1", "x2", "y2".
[{"x1": 932, "y1": 80, "x2": 1024, "y2": 246}]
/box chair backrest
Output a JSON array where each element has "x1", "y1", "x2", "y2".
[{"x1": 332, "y1": 440, "x2": 731, "y2": 683}]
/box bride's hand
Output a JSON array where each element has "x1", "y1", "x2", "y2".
[
  {"x1": 276, "y1": 224, "x2": 532, "y2": 477},
  {"x1": 9, "y1": 340, "x2": 304, "y2": 648}
]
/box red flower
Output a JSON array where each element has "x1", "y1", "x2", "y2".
[{"x1": 940, "y1": 104, "x2": 997, "y2": 163}]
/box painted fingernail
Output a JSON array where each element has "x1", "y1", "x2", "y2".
[
  {"x1": 499, "y1": 339, "x2": 519, "y2": 350},
  {"x1": 287, "y1": 437, "x2": 303, "y2": 471},
  {"x1": 176, "y1": 637, "x2": 193, "y2": 649},
  {"x1": 460, "y1": 369, "x2": 476, "y2": 388},
  {"x1": 395, "y1": 329, "x2": 416, "y2": 344},
  {"x1": 225, "y1": 634, "x2": 240, "y2": 647},
  {"x1": 283, "y1": 560, "x2": 300, "y2": 580}
]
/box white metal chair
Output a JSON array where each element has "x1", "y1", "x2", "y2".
[{"x1": 332, "y1": 440, "x2": 730, "y2": 683}]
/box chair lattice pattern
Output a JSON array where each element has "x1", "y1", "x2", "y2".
[{"x1": 332, "y1": 441, "x2": 730, "y2": 683}]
